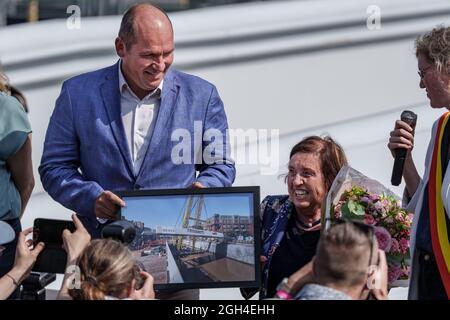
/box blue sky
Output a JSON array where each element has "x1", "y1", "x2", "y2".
[{"x1": 121, "y1": 193, "x2": 254, "y2": 228}]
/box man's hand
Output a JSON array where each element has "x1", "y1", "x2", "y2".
[
  {"x1": 95, "y1": 191, "x2": 125, "y2": 220},
  {"x1": 13, "y1": 228, "x2": 45, "y2": 280},
  {"x1": 191, "y1": 182, "x2": 205, "y2": 189},
  {"x1": 260, "y1": 255, "x2": 267, "y2": 269},
  {"x1": 129, "y1": 271, "x2": 155, "y2": 300},
  {"x1": 62, "y1": 214, "x2": 91, "y2": 264}
]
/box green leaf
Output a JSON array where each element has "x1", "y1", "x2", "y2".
[
  {"x1": 342, "y1": 200, "x2": 365, "y2": 219},
  {"x1": 353, "y1": 203, "x2": 366, "y2": 216},
  {"x1": 348, "y1": 200, "x2": 365, "y2": 216},
  {"x1": 341, "y1": 202, "x2": 352, "y2": 219},
  {"x1": 387, "y1": 254, "x2": 404, "y2": 265}
]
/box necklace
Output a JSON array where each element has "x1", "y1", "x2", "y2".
[{"x1": 295, "y1": 217, "x2": 321, "y2": 230}]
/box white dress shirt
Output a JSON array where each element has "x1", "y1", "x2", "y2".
[{"x1": 118, "y1": 61, "x2": 163, "y2": 175}]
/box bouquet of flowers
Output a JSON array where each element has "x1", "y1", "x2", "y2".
[{"x1": 322, "y1": 166, "x2": 412, "y2": 284}]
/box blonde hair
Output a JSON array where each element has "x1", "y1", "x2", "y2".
[
  {"x1": 416, "y1": 25, "x2": 450, "y2": 75},
  {"x1": 0, "y1": 70, "x2": 10, "y2": 94},
  {"x1": 69, "y1": 239, "x2": 137, "y2": 300}
]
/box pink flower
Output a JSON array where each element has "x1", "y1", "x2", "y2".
[
  {"x1": 399, "y1": 238, "x2": 409, "y2": 254},
  {"x1": 407, "y1": 214, "x2": 414, "y2": 225},
  {"x1": 367, "y1": 206, "x2": 379, "y2": 217},
  {"x1": 388, "y1": 264, "x2": 403, "y2": 283},
  {"x1": 364, "y1": 214, "x2": 376, "y2": 226},
  {"x1": 400, "y1": 266, "x2": 410, "y2": 279},
  {"x1": 361, "y1": 196, "x2": 370, "y2": 204},
  {"x1": 334, "y1": 203, "x2": 343, "y2": 219},
  {"x1": 395, "y1": 212, "x2": 405, "y2": 222},
  {"x1": 373, "y1": 201, "x2": 384, "y2": 211},
  {"x1": 390, "y1": 238, "x2": 400, "y2": 253},
  {"x1": 374, "y1": 226, "x2": 392, "y2": 252}
]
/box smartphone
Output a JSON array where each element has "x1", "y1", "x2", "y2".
[{"x1": 32, "y1": 218, "x2": 76, "y2": 274}]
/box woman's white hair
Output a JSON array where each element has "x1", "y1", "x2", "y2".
[{"x1": 416, "y1": 25, "x2": 450, "y2": 75}]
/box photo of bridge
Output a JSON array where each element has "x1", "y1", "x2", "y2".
[{"x1": 122, "y1": 193, "x2": 256, "y2": 285}]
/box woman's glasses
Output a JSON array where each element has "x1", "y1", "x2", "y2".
[{"x1": 418, "y1": 65, "x2": 434, "y2": 79}]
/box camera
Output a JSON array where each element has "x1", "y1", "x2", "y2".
[
  {"x1": 21, "y1": 272, "x2": 56, "y2": 300},
  {"x1": 101, "y1": 220, "x2": 136, "y2": 244},
  {"x1": 23, "y1": 218, "x2": 137, "y2": 300}
]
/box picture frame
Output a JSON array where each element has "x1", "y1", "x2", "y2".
[{"x1": 116, "y1": 186, "x2": 261, "y2": 291}]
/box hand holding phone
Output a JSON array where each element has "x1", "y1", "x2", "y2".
[
  {"x1": 62, "y1": 214, "x2": 91, "y2": 264},
  {"x1": 32, "y1": 217, "x2": 76, "y2": 273},
  {"x1": 13, "y1": 228, "x2": 45, "y2": 279}
]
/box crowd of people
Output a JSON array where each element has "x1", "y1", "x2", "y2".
[{"x1": 0, "y1": 3, "x2": 449, "y2": 300}]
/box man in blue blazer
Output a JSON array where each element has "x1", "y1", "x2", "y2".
[{"x1": 39, "y1": 4, "x2": 235, "y2": 239}]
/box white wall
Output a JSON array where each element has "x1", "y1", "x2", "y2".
[
  {"x1": 166, "y1": 242, "x2": 184, "y2": 284},
  {"x1": 1, "y1": 0, "x2": 449, "y2": 299},
  {"x1": 226, "y1": 244, "x2": 254, "y2": 265}
]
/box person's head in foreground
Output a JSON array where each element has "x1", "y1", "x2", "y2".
[
  {"x1": 296, "y1": 220, "x2": 388, "y2": 300},
  {"x1": 286, "y1": 136, "x2": 348, "y2": 226},
  {"x1": 68, "y1": 238, "x2": 154, "y2": 300},
  {"x1": 415, "y1": 25, "x2": 450, "y2": 109}
]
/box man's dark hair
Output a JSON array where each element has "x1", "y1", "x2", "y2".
[
  {"x1": 118, "y1": 3, "x2": 173, "y2": 49},
  {"x1": 315, "y1": 221, "x2": 377, "y2": 288},
  {"x1": 10, "y1": 86, "x2": 28, "y2": 113}
]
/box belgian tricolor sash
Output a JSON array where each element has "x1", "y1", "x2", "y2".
[{"x1": 428, "y1": 112, "x2": 450, "y2": 298}]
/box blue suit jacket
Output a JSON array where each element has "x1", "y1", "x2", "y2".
[{"x1": 39, "y1": 62, "x2": 235, "y2": 234}]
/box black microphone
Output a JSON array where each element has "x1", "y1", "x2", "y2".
[
  {"x1": 391, "y1": 110, "x2": 417, "y2": 186},
  {"x1": 101, "y1": 220, "x2": 136, "y2": 244}
]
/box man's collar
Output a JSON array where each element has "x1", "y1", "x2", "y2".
[{"x1": 118, "y1": 59, "x2": 163, "y2": 99}]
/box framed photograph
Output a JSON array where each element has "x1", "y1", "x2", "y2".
[{"x1": 116, "y1": 186, "x2": 261, "y2": 291}]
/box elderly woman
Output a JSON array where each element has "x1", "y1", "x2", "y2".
[
  {"x1": 243, "y1": 136, "x2": 347, "y2": 299},
  {"x1": 0, "y1": 72, "x2": 34, "y2": 299},
  {"x1": 388, "y1": 26, "x2": 450, "y2": 299}
]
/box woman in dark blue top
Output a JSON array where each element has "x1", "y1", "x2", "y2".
[{"x1": 242, "y1": 136, "x2": 348, "y2": 299}]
